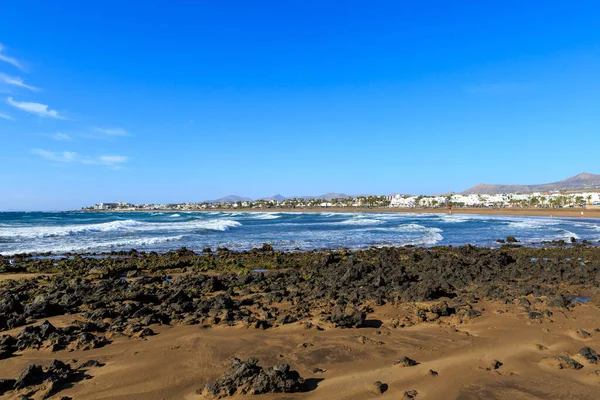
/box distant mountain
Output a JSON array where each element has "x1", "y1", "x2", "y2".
[
  {"x1": 210, "y1": 195, "x2": 253, "y2": 203},
  {"x1": 296, "y1": 193, "x2": 352, "y2": 200},
  {"x1": 207, "y1": 192, "x2": 377, "y2": 204},
  {"x1": 461, "y1": 173, "x2": 600, "y2": 194},
  {"x1": 319, "y1": 192, "x2": 351, "y2": 200},
  {"x1": 260, "y1": 194, "x2": 287, "y2": 202}
]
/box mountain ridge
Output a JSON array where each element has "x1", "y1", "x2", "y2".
[{"x1": 461, "y1": 173, "x2": 600, "y2": 194}]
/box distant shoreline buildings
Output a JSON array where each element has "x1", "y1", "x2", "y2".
[{"x1": 85, "y1": 191, "x2": 600, "y2": 211}]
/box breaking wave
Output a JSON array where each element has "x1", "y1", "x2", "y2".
[
  {"x1": 251, "y1": 213, "x2": 281, "y2": 220},
  {"x1": 335, "y1": 218, "x2": 384, "y2": 226},
  {"x1": 1, "y1": 235, "x2": 185, "y2": 256},
  {"x1": 0, "y1": 218, "x2": 241, "y2": 239}
]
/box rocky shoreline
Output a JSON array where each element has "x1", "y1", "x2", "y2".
[{"x1": 2, "y1": 243, "x2": 600, "y2": 398}]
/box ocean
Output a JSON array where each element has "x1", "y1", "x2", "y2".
[{"x1": 0, "y1": 211, "x2": 599, "y2": 255}]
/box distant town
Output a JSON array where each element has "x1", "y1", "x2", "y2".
[{"x1": 84, "y1": 191, "x2": 600, "y2": 212}]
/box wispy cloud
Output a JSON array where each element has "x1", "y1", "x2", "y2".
[
  {"x1": 0, "y1": 44, "x2": 24, "y2": 70},
  {"x1": 98, "y1": 155, "x2": 128, "y2": 165},
  {"x1": 32, "y1": 148, "x2": 129, "y2": 168},
  {"x1": 52, "y1": 132, "x2": 71, "y2": 141},
  {"x1": 0, "y1": 112, "x2": 13, "y2": 120},
  {"x1": 6, "y1": 97, "x2": 66, "y2": 119},
  {"x1": 93, "y1": 127, "x2": 129, "y2": 136},
  {"x1": 32, "y1": 149, "x2": 77, "y2": 163},
  {"x1": 0, "y1": 73, "x2": 39, "y2": 91}
]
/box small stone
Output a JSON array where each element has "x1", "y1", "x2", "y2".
[
  {"x1": 575, "y1": 329, "x2": 591, "y2": 339},
  {"x1": 404, "y1": 389, "x2": 419, "y2": 399},
  {"x1": 394, "y1": 356, "x2": 418, "y2": 367},
  {"x1": 368, "y1": 381, "x2": 388, "y2": 394},
  {"x1": 78, "y1": 360, "x2": 105, "y2": 369},
  {"x1": 578, "y1": 347, "x2": 598, "y2": 364},
  {"x1": 555, "y1": 355, "x2": 583, "y2": 370}
]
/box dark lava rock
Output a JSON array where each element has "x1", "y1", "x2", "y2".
[
  {"x1": 0, "y1": 334, "x2": 17, "y2": 359},
  {"x1": 201, "y1": 357, "x2": 305, "y2": 398},
  {"x1": 78, "y1": 360, "x2": 105, "y2": 369},
  {"x1": 490, "y1": 360, "x2": 503, "y2": 370},
  {"x1": 7, "y1": 360, "x2": 85, "y2": 398},
  {"x1": 578, "y1": 347, "x2": 599, "y2": 364},
  {"x1": 575, "y1": 329, "x2": 592, "y2": 339},
  {"x1": 259, "y1": 243, "x2": 274, "y2": 252},
  {"x1": 23, "y1": 302, "x2": 64, "y2": 320},
  {"x1": 67, "y1": 333, "x2": 104, "y2": 351},
  {"x1": 404, "y1": 389, "x2": 419, "y2": 399},
  {"x1": 329, "y1": 306, "x2": 365, "y2": 328},
  {"x1": 428, "y1": 369, "x2": 439, "y2": 376},
  {"x1": 547, "y1": 295, "x2": 569, "y2": 308},
  {"x1": 14, "y1": 364, "x2": 45, "y2": 389},
  {"x1": 0, "y1": 379, "x2": 16, "y2": 395},
  {"x1": 555, "y1": 355, "x2": 584, "y2": 370},
  {"x1": 517, "y1": 298, "x2": 531, "y2": 307},
  {"x1": 394, "y1": 356, "x2": 418, "y2": 367},
  {"x1": 368, "y1": 381, "x2": 388, "y2": 394},
  {"x1": 506, "y1": 236, "x2": 519, "y2": 243},
  {"x1": 528, "y1": 311, "x2": 543, "y2": 320}
]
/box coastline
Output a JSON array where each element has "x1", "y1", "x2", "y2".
[{"x1": 82, "y1": 206, "x2": 600, "y2": 219}]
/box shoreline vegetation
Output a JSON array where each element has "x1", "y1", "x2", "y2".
[
  {"x1": 2, "y1": 244, "x2": 600, "y2": 398},
  {"x1": 81, "y1": 206, "x2": 600, "y2": 219}
]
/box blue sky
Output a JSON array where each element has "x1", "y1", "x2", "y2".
[{"x1": 1, "y1": 1, "x2": 599, "y2": 210}]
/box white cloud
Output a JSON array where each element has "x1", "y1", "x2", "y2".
[
  {"x1": 0, "y1": 73, "x2": 39, "y2": 91},
  {"x1": 32, "y1": 149, "x2": 77, "y2": 162},
  {"x1": 93, "y1": 127, "x2": 129, "y2": 136},
  {"x1": 98, "y1": 155, "x2": 129, "y2": 166},
  {"x1": 52, "y1": 133, "x2": 71, "y2": 141},
  {"x1": 0, "y1": 44, "x2": 24, "y2": 70},
  {"x1": 32, "y1": 148, "x2": 129, "y2": 168},
  {"x1": 6, "y1": 97, "x2": 66, "y2": 119},
  {"x1": 0, "y1": 112, "x2": 13, "y2": 120}
]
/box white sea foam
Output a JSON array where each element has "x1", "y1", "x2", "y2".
[
  {"x1": 556, "y1": 230, "x2": 580, "y2": 240},
  {"x1": 0, "y1": 219, "x2": 145, "y2": 239},
  {"x1": 335, "y1": 218, "x2": 384, "y2": 226},
  {"x1": 394, "y1": 223, "x2": 442, "y2": 233},
  {"x1": 507, "y1": 219, "x2": 559, "y2": 229},
  {"x1": 406, "y1": 230, "x2": 444, "y2": 246},
  {"x1": 0, "y1": 218, "x2": 242, "y2": 239},
  {"x1": 251, "y1": 213, "x2": 281, "y2": 220},
  {"x1": 0, "y1": 235, "x2": 185, "y2": 256},
  {"x1": 169, "y1": 214, "x2": 181, "y2": 218},
  {"x1": 184, "y1": 219, "x2": 242, "y2": 231},
  {"x1": 371, "y1": 224, "x2": 443, "y2": 246},
  {"x1": 438, "y1": 214, "x2": 473, "y2": 223}
]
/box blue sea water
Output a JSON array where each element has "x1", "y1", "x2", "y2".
[{"x1": 0, "y1": 211, "x2": 599, "y2": 255}]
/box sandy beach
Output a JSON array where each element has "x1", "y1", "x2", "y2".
[
  {"x1": 2, "y1": 246, "x2": 600, "y2": 399},
  {"x1": 3, "y1": 299, "x2": 600, "y2": 399}
]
